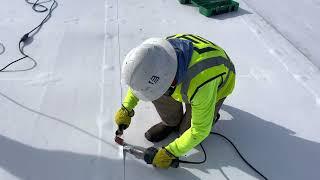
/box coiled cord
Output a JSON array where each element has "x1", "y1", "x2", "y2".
[{"x1": 0, "y1": 0, "x2": 58, "y2": 72}]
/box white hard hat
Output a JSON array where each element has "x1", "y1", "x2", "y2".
[{"x1": 122, "y1": 38, "x2": 177, "y2": 101}]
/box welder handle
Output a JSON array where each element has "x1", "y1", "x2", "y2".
[
  {"x1": 170, "y1": 159, "x2": 180, "y2": 168},
  {"x1": 144, "y1": 147, "x2": 179, "y2": 168}
]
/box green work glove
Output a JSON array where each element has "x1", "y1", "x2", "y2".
[
  {"x1": 114, "y1": 105, "x2": 135, "y2": 130},
  {"x1": 152, "y1": 148, "x2": 177, "y2": 169}
]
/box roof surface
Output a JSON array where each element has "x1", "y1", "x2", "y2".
[{"x1": 1, "y1": 0, "x2": 320, "y2": 180}]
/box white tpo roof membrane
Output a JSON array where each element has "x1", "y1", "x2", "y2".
[{"x1": 1, "y1": 0, "x2": 320, "y2": 180}]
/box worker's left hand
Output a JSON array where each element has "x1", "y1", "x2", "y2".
[{"x1": 152, "y1": 148, "x2": 177, "y2": 169}]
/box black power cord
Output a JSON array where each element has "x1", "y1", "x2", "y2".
[
  {"x1": 0, "y1": 0, "x2": 58, "y2": 72},
  {"x1": 177, "y1": 132, "x2": 268, "y2": 180}
]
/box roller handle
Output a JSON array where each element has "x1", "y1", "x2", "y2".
[{"x1": 115, "y1": 124, "x2": 128, "y2": 136}]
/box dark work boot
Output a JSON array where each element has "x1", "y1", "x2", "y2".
[{"x1": 145, "y1": 122, "x2": 176, "y2": 142}]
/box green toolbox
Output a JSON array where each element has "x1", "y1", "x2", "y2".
[{"x1": 178, "y1": 0, "x2": 239, "y2": 17}]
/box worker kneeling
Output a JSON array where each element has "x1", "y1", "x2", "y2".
[{"x1": 115, "y1": 34, "x2": 236, "y2": 169}]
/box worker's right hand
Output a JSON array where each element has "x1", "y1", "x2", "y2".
[
  {"x1": 115, "y1": 105, "x2": 135, "y2": 130},
  {"x1": 152, "y1": 147, "x2": 177, "y2": 169}
]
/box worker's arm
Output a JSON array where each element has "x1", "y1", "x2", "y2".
[
  {"x1": 114, "y1": 88, "x2": 139, "y2": 130},
  {"x1": 166, "y1": 79, "x2": 219, "y2": 157},
  {"x1": 122, "y1": 88, "x2": 139, "y2": 111}
]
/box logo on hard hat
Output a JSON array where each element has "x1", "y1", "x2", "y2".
[{"x1": 148, "y1": 76, "x2": 160, "y2": 85}]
